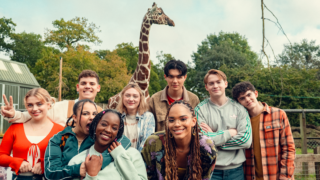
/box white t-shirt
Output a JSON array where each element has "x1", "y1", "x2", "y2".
[{"x1": 124, "y1": 115, "x2": 138, "y2": 149}]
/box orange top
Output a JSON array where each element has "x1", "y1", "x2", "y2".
[{"x1": 0, "y1": 122, "x2": 64, "y2": 175}]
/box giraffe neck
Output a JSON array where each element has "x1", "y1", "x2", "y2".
[{"x1": 129, "y1": 16, "x2": 152, "y2": 98}]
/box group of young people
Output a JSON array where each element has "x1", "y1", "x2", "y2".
[{"x1": 0, "y1": 59, "x2": 295, "y2": 180}]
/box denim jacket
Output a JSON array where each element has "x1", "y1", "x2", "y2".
[{"x1": 122, "y1": 111, "x2": 155, "y2": 152}]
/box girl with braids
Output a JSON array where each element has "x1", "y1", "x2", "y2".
[
  {"x1": 68, "y1": 109, "x2": 147, "y2": 180},
  {"x1": 116, "y1": 83, "x2": 155, "y2": 152},
  {"x1": 44, "y1": 100, "x2": 130, "y2": 180},
  {"x1": 0, "y1": 88, "x2": 64, "y2": 180},
  {"x1": 141, "y1": 100, "x2": 217, "y2": 180}
]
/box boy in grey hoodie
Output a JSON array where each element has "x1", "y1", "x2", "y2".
[{"x1": 195, "y1": 69, "x2": 252, "y2": 180}]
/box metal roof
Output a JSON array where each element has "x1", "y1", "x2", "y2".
[{"x1": 0, "y1": 58, "x2": 40, "y2": 87}]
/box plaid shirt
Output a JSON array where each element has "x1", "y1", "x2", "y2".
[{"x1": 244, "y1": 102, "x2": 295, "y2": 180}]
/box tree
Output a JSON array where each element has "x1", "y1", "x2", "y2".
[
  {"x1": 33, "y1": 46, "x2": 131, "y2": 103},
  {"x1": 278, "y1": 39, "x2": 320, "y2": 69},
  {"x1": 45, "y1": 17, "x2": 102, "y2": 51},
  {"x1": 185, "y1": 32, "x2": 260, "y2": 99},
  {"x1": 0, "y1": 17, "x2": 16, "y2": 52},
  {"x1": 9, "y1": 32, "x2": 47, "y2": 68},
  {"x1": 95, "y1": 49, "x2": 110, "y2": 60},
  {"x1": 114, "y1": 42, "x2": 139, "y2": 74}
]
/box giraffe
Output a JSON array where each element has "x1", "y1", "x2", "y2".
[{"x1": 107, "y1": 2, "x2": 175, "y2": 109}]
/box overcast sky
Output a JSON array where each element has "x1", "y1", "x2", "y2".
[{"x1": 1, "y1": 0, "x2": 320, "y2": 66}]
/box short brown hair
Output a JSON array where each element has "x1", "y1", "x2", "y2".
[
  {"x1": 78, "y1": 70, "x2": 99, "y2": 84},
  {"x1": 116, "y1": 83, "x2": 148, "y2": 115},
  {"x1": 232, "y1": 81, "x2": 256, "y2": 102},
  {"x1": 203, "y1": 69, "x2": 227, "y2": 84}
]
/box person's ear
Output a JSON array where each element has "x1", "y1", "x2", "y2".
[
  {"x1": 224, "y1": 80, "x2": 228, "y2": 88},
  {"x1": 76, "y1": 84, "x2": 80, "y2": 92},
  {"x1": 191, "y1": 116, "x2": 197, "y2": 127},
  {"x1": 255, "y1": 90, "x2": 258, "y2": 98},
  {"x1": 72, "y1": 114, "x2": 77, "y2": 123}
]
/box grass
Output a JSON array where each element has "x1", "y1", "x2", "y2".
[
  {"x1": 294, "y1": 173, "x2": 316, "y2": 180},
  {"x1": 296, "y1": 148, "x2": 314, "y2": 154}
]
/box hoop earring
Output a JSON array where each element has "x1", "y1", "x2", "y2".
[
  {"x1": 192, "y1": 127, "x2": 196, "y2": 136},
  {"x1": 169, "y1": 132, "x2": 173, "y2": 138}
]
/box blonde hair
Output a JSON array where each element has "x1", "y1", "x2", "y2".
[
  {"x1": 24, "y1": 88, "x2": 55, "y2": 109},
  {"x1": 203, "y1": 69, "x2": 227, "y2": 84},
  {"x1": 116, "y1": 83, "x2": 148, "y2": 115}
]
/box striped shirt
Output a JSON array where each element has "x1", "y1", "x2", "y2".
[{"x1": 244, "y1": 102, "x2": 295, "y2": 180}]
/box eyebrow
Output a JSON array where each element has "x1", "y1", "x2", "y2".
[{"x1": 168, "y1": 115, "x2": 188, "y2": 118}]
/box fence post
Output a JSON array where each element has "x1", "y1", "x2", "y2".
[
  {"x1": 315, "y1": 146, "x2": 320, "y2": 180},
  {"x1": 300, "y1": 111, "x2": 308, "y2": 176}
]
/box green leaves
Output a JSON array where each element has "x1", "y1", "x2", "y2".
[
  {"x1": 0, "y1": 17, "x2": 16, "y2": 52},
  {"x1": 44, "y1": 17, "x2": 102, "y2": 51}
]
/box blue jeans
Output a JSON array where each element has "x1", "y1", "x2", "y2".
[{"x1": 211, "y1": 165, "x2": 244, "y2": 180}]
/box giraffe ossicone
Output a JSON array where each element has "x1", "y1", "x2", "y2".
[{"x1": 107, "y1": 2, "x2": 175, "y2": 109}]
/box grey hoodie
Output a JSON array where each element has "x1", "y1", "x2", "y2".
[{"x1": 195, "y1": 97, "x2": 252, "y2": 170}]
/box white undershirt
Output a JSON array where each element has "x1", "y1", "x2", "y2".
[
  {"x1": 26, "y1": 136, "x2": 45, "y2": 144},
  {"x1": 124, "y1": 115, "x2": 139, "y2": 149}
]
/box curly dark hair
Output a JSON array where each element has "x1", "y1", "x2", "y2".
[
  {"x1": 89, "y1": 109, "x2": 124, "y2": 142},
  {"x1": 232, "y1": 81, "x2": 256, "y2": 102},
  {"x1": 164, "y1": 100, "x2": 202, "y2": 180},
  {"x1": 164, "y1": 60, "x2": 187, "y2": 77},
  {"x1": 66, "y1": 99, "x2": 97, "y2": 127}
]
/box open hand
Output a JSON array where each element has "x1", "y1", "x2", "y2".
[
  {"x1": 31, "y1": 162, "x2": 42, "y2": 175},
  {"x1": 19, "y1": 161, "x2": 32, "y2": 173},
  {"x1": 1, "y1": 95, "x2": 15, "y2": 119},
  {"x1": 85, "y1": 154, "x2": 103, "y2": 177},
  {"x1": 200, "y1": 123, "x2": 214, "y2": 133}
]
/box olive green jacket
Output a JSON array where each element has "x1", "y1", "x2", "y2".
[{"x1": 148, "y1": 86, "x2": 200, "y2": 131}]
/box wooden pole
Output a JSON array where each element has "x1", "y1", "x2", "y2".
[
  {"x1": 315, "y1": 146, "x2": 320, "y2": 180},
  {"x1": 59, "y1": 57, "x2": 62, "y2": 102},
  {"x1": 300, "y1": 111, "x2": 308, "y2": 176}
]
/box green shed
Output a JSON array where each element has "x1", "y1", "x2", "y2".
[{"x1": 0, "y1": 58, "x2": 40, "y2": 135}]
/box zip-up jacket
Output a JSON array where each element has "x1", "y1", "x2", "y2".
[{"x1": 44, "y1": 126, "x2": 130, "y2": 180}]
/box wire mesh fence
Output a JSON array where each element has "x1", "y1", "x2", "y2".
[{"x1": 294, "y1": 138, "x2": 320, "y2": 180}]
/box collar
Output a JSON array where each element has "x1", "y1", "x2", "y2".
[
  {"x1": 160, "y1": 86, "x2": 190, "y2": 102},
  {"x1": 121, "y1": 112, "x2": 141, "y2": 120},
  {"x1": 261, "y1": 102, "x2": 271, "y2": 114},
  {"x1": 60, "y1": 126, "x2": 76, "y2": 136}
]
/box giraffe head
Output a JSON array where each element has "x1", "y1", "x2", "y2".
[{"x1": 146, "y1": 2, "x2": 175, "y2": 27}]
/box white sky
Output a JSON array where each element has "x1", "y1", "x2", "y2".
[{"x1": 1, "y1": 0, "x2": 320, "y2": 66}]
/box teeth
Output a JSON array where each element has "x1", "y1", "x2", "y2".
[
  {"x1": 101, "y1": 134, "x2": 110, "y2": 139},
  {"x1": 174, "y1": 129, "x2": 184, "y2": 132}
]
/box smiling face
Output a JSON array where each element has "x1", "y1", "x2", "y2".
[
  {"x1": 237, "y1": 90, "x2": 259, "y2": 111},
  {"x1": 122, "y1": 88, "x2": 141, "y2": 114},
  {"x1": 95, "y1": 112, "x2": 120, "y2": 147},
  {"x1": 164, "y1": 69, "x2": 187, "y2": 92},
  {"x1": 26, "y1": 96, "x2": 50, "y2": 121},
  {"x1": 167, "y1": 104, "x2": 196, "y2": 140},
  {"x1": 205, "y1": 74, "x2": 228, "y2": 98},
  {"x1": 76, "y1": 77, "x2": 101, "y2": 101},
  {"x1": 73, "y1": 102, "x2": 97, "y2": 135}
]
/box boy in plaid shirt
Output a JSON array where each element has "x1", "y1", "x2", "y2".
[{"x1": 232, "y1": 81, "x2": 295, "y2": 180}]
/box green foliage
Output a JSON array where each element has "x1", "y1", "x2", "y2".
[
  {"x1": 9, "y1": 32, "x2": 47, "y2": 68},
  {"x1": 0, "y1": 17, "x2": 16, "y2": 52},
  {"x1": 45, "y1": 17, "x2": 102, "y2": 51},
  {"x1": 33, "y1": 46, "x2": 130, "y2": 103},
  {"x1": 186, "y1": 32, "x2": 260, "y2": 99},
  {"x1": 115, "y1": 43, "x2": 139, "y2": 74},
  {"x1": 95, "y1": 49, "x2": 110, "y2": 60},
  {"x1": 278, "y1": 39, "x2": 320, "y2": 69},
  {"x1": 219, "y1": 64, "x2": 320, "y2": 126}
]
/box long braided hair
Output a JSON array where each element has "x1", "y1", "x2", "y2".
[
  {"x1": 66, "y1": 99, "x2": 97, "y2": 127},
  {"x1": 164, "y1": 100, "x2": 202, "y2": 180},
  {"x1": 89, "y1": 109, "x2": 124, "y2": 142}
]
